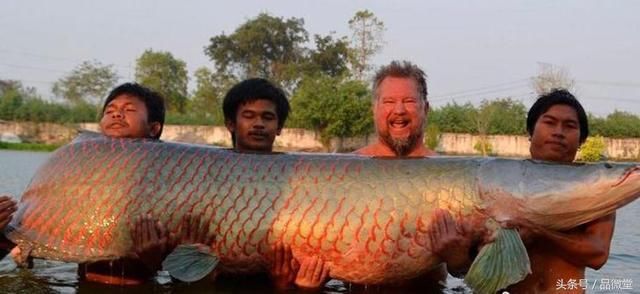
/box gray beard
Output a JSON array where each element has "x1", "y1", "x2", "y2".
[{"x1": 382, "y1": 133, "x2": 421, "y2": 156}]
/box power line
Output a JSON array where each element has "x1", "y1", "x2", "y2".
[
  {"x1": 0, "y1": 62, "x2": 70, "y2": 74},
  {"x1": 580, "y1": 95, "x2": 640, "y2": 104},
  {"x1": 431, "y1": 92, "x2": 535, "y2": 105},
  {"x1": 0, "y1": 48, "x2": 133, "y2": 71},
  {"x1": 429, "y1": 78, "x2": 530, "y2": 99},
  {"x1": 577, "y1": 80, "x2": 640, "y2": 88},
  {"x1": 430, "y1": 85, "x2": 532, "y2": 102}
]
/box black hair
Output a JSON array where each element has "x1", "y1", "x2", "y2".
[
  {"x1": 101, "y1": 83, "x2": 166, "y2": 139},
  {"x1": 527, "y1": 89, "x2": 589, "y2": 144},
  {"x1": 222, "y1": 78, "x2": 290, "y2": 145}
]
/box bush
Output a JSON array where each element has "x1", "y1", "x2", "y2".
[
  {"x1": 424, "y1": 124, "x2": 441, "y2": 150},
  {"x1": 473, "y1": 137, "x2": 493, "y2": 156},
  {"x1": 578, "y1": 136, "x2": 606, "y2": 162}
]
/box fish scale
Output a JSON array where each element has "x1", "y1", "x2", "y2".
[{"x1": 6, "y1": 134, "x2": 640, "y2": 288}]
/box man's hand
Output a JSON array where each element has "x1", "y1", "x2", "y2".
[
  {"x1": 501, "y1": 218, "x2": 540, "y2": 245},
  {"x1": 270, "y1": 242, "x2": 299, "y2": 290},
  {"x1": 0, "y1": 195, "x2": 17, "y2": 230},
  {"x1": 178, "y1": 214, "x2": 215, "y2": 246},
  {"x1": 130, "y1": 215, "x2": 176, "y2": 272},
  {"x1": 295, "y1": 256, "x2": 329, "y2": 290},
  {"x1": 428, "y1": 208, "x2": 476, "y2": 276}
]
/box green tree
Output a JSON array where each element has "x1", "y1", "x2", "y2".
[
  {"x1": 205, "y1": 13, "x2": 308, "y2": 90},
  {"x1": 305, "y1": 34, "x2": 352, "y2": 78},
  {"x1": 289, "y1": 75, "x2": 372, "y2": 150},
  {"x1": 429, "y1": 102, "x2": 478, "y2": 133},
  {"x1": 477, "y1": 98, "x2": 527, "y2": 135},
  {"x1": 601, "y1": 110, "x2": 640, "y2": 138},
  {"x1": 588, "y1": 113, "x2": 606, "y2": 137},
  {"x1": 189, "y1": 67, "x2": 235, "y2": 125},
  {"x1": 0, "y1": 81, "x2": 25, "y2": 120},
  {"x1": 135, "y1": 49, "x2": 189, "y2": 113},
  {"x1": 52, "y1": 60, "x2": 118, "y2": 105},
  {"x1": 424, "y1": 124, "x2": 441, "y2": 150},
  {"x1": 348, "y1": 10, "x2": 385, "y2": 80}
]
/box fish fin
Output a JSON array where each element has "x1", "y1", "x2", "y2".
[
  {"x1": 464, "y1": 228, "x2": 531, "y2": 294},
  {"x1": 162, "y1": 244, "x2": 219, "y2": 282}
]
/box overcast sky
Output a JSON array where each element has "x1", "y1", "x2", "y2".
[{"x1": 2, "y1": 0, "x2": 639, "y2": 116}]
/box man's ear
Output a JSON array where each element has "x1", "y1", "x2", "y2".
[
  {"x1": 225, "y1": 120, "x2": 235, "y2": 133},
  {"x1": 149, "y1": 122, "x2": 162, "y2": 138},
  {"x1": 276, "y1": 127, "x2": 282, "y2": 136}
]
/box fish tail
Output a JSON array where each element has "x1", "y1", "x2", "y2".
[{"x1": 464, "y1": 228, "x2": 531, "y2": 294}]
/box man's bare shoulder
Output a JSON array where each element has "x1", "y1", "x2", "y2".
[
  {"x1": 354, "y1": 143, "x2": 437, "y2": 157},
  {"x1": 353, "y1": 144, "x2": 378, "y2": 156}
]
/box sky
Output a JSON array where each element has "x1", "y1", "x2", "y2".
[{"x1": 2, "y1": 0, "x2": 640, "y2": 117}]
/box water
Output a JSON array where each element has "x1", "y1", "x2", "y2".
[{"x1": 0, "y1": 150, "x2": 638, "y2": 293}]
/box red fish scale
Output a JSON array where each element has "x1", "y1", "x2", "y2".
[
  {"x1": 31, "y1": 141, "x2": 112, "y2": 247},
  {"x1": 21, "y1": 141, "x2": 96, "y2": 231},
  {"x1": 10, "y1": 136, "x2": 488, "y2": 284}
]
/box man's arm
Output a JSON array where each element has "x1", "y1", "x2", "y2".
[
  {"x1": 510, "y1": 213, "x2": 616, "y2": 269},
  {"x1": 522, "y1": 213, "x2": 616, "y2": 269}
]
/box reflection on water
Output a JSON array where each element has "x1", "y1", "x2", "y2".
[{"x1": 0, "y1": 150, "x2": 638, "y2": 293}]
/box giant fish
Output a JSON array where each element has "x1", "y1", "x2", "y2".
[{"x1": 6, "y1": 133, "x2": 640, "y2": 293}]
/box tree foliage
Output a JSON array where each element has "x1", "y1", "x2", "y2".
[
  {"x1": 1, "y1": 79, "x2": 97, "y2": 123},
  {"x1": 429, "y1": 98, "x2": 526, "y2": 136},
  {"x1": 188, "y1": 67, "x2": 235, "y2": 125},
  {"x1": 429, "y1": 102, "x2": 478, "y2": 133},
  {"x1": 52, "y1": 60, "x2": 118, "y2": 105},
  {"x1": 596, "y1": 110, "x2": 640, "y2": 138},
  {"x1": 289, "y1": 75, "x2": 373, "y2": 148},
  {"x1": 477, "y1": 98, "x2": 527, "y2": 135},
  {"x1": 135, "y1": 49, "x2": 189, "y2": 113},
  {"x1": 305, "y1": 34, "x2": 352, "y2": 78},
  {"x1": 205, "y1": 13, "x2": 308, "y2": 90}
]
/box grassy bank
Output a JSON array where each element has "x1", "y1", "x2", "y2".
[{"x1": 0, "y1": 142, "x2": 61, "y2": 152}]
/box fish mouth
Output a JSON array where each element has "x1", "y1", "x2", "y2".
[{"x1": 612, "y1": 166, "x2": 640, "y2": 187}]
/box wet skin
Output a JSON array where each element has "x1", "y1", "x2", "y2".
[
  {"x1": 354, "y1": 77, "x2": 436, "y2": 157},
  {"x1": 354, "y1": 76, "x2": 451, "y2": 291},
  {"x1": 99, "y1": 94, "x2": 161, "y2": 139},
  {"x1": 84, "y1": 94, "x2": 162, "y2": 285},
  {"x1": 225, "y1": 99, "x2": 281, "y2": 153},
  {"x1": 506, "y1": 104, "x2": 616, "y2": 294}
]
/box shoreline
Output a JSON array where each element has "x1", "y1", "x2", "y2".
[{"x1": 0, "y1": 142, "x2": 61, "y2": 152}]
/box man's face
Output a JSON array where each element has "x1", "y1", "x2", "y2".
[
  {"x1": 373, "y1": 77, "x2": 428, "y2": 155},
  {"x1": 99, "y1": 94, "x2": 159, "y2": 139},
  {"x1": 226, "y1": 99, "x2": 280, "y2": 153},
  {"x1": 530, "y1": 104, "x2": 581, "y2": 162}
]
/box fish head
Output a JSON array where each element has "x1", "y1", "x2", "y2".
[{"x1": 478, "y1": 159, "x2": 640, "y2": 229}]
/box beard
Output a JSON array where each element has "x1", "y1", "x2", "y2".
[{"x1": 381, "y1": 131, "x2": 422, "y2": 156}]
